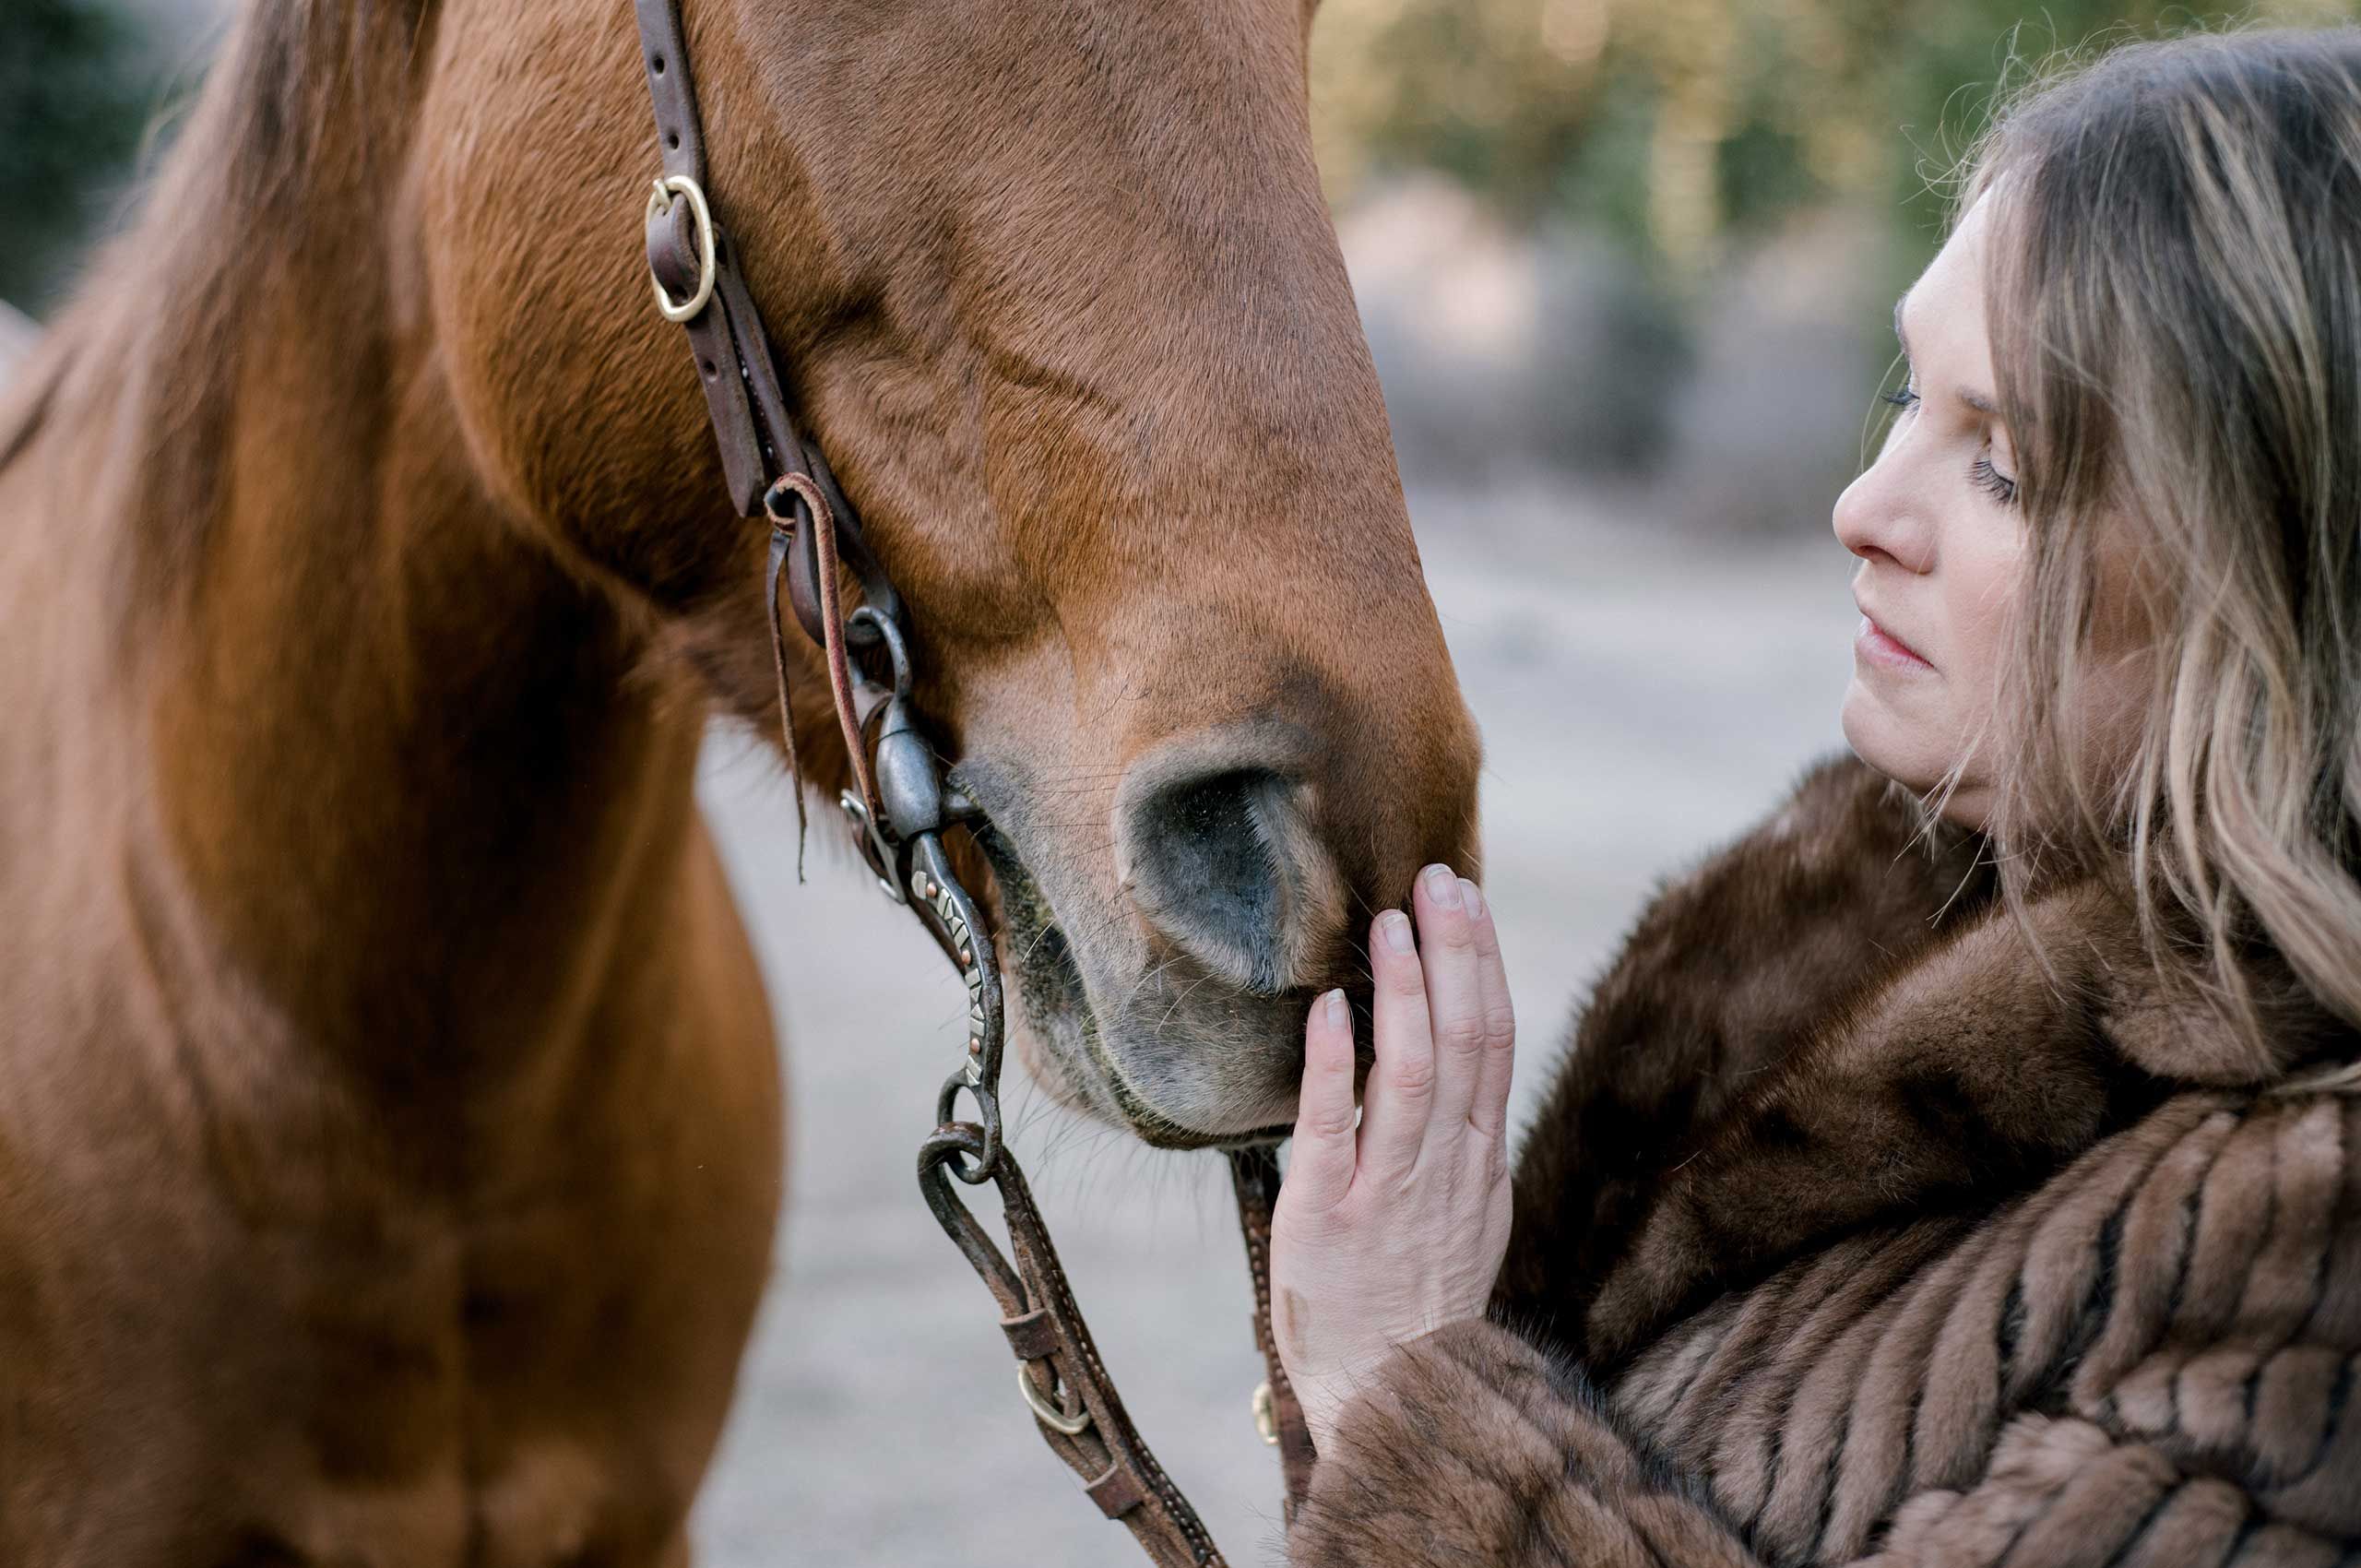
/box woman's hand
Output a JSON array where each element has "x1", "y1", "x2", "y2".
[{"x1": 1270, "y1": 863, "x2": 1517, "y2": 1454}]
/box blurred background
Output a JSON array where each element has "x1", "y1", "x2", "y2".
[{"x1": 2, "y1": 0, "x2": 2350, "y2": 1562}]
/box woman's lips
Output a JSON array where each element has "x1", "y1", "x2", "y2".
[{"x1": 1855, "y1": 614, "x2": 1934, "y2": 672}]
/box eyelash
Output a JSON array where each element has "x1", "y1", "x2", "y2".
[
  {"x1": 1881, "y1": 381, "x2": 2020, "y2": 506},
  {"x1": 1971, "y1": 455, "x2": 2019, "y2": 506}
]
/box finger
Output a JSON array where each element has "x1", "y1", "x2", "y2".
[
  {"x1": 1462, "y1": 879, "x2": 1517, "y2": 1140},
  {"x1": 1410, "y1": 861, "x2": 1487, "y2": 1142},
  {"x1": 1286, "y1": 989, "x2": 1359, "y2": 1211},
  {"x1": 1356, "y1": 907, "x2": 1435, "y2": 1182}
]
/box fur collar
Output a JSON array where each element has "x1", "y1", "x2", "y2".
[{"x1": 1497, "y1": 754, "x2": 2352, "y2": 1368}]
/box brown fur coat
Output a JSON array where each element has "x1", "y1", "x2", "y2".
[{"x1": 1292, "y1": 756, "x2": 2361, "y2": 1567}]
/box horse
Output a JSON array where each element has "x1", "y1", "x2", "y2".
[{"x1": 0, "y1": 0, "x2": 1483, "y2": 1559}]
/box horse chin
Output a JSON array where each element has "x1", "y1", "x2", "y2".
[{"x1": 972, "y1": 825, "x2": 1299, "y2": 1151}]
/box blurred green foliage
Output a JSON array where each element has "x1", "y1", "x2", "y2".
[
  {"x1": 10, "y1": 0, "x2": 2361, "y2": 318},
  {"x1": 0, "y1": 0, "x2": 150, "y2": 308},
  {"x1": 1311, "y1": 0, "x2": 2360, "y2": 280}
]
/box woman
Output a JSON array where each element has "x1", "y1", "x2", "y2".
[{"x1": 1270, "y1": 30, "x2": 2361, "y2": 1565}]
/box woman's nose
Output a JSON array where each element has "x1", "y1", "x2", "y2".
[{"x1": 1832, "y1": 445, "x2": 1931, "y2": 573}]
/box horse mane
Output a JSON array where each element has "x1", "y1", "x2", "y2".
[
  {"x1": 0, "y1": 0, "x2": 435, "y2": 613},
  {"x1": 197, "y1": 0, "x2": 433, "y2": 214}
]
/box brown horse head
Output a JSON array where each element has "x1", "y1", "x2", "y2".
[
  {"x1": 0, "y1": 0, "x2": 1480, "y2": 1548},
  {"x1": 403, "y1": 0, "x2": 1477, "y2": 1144}
]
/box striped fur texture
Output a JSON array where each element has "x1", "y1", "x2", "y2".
[{"x1": 1293, "y1": 756, "x2": 2361, "y2": 1566}]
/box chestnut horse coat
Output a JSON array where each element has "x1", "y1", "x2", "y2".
[{"x1": 1294, "y1": 756, "x2": 2361, "y2": 1567}]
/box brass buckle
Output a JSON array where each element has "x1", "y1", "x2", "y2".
[
  {"x1": 645, "y1": 174, "x2": 717, "y2": 323},
  {"x1": 1018, "y1": 1364, "x2": 1094, "y2": 1436}
]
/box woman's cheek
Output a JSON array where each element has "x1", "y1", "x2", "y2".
[
  {"x1": 1942, "y1": 512, "x2": 2024, "y2": 678},
  {"x1": 1929, "y1": 511, "x2": 2030, "y2": 807}
]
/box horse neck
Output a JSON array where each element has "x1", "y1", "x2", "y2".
[
  {"x1": 134, "y1": 377, "x2": 708, "y2": 1075},
  {"x1": 10, "y1": 6, "x2": 714, "y2": 1075}
]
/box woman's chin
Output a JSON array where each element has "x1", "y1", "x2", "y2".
[
  {"x1": 1838, "y1": 679, "x2": 1919, "y2": 782},
  {"x1": 1838, "y1": 684, "x2": 1991, "y2": 826}
]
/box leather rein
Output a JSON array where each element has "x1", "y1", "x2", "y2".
[{"x1": 629, "y1": 2, "x2": 1315, "y2": 1559}]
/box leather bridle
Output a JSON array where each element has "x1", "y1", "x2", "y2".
[{"x1": 630, "y1": 2, "x2": 1316, "y2": 1559}]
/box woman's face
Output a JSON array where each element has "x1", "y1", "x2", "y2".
[{"x1": 1833, "y1": 196, "x2": 2026, "y2": 826}]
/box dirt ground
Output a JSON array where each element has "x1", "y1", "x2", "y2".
[{"x1": 690, "y1": 484, "x2": 1857, "y2": 1566}]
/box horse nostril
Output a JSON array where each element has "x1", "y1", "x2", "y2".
[
  {"x1": 1145, "y1": 769, "x2": 1280, "y2": 933},
  {"x1": 1118, "y1": 764, "x2": 1344, "y2": 996}
]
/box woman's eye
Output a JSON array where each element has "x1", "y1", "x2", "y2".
[
  {"x1": 1881, "y1": 382, "x2": 1920, "y2": 411},
  {"x1": 1971, "y1": 453, "x2": 2020, "y2": 506}
]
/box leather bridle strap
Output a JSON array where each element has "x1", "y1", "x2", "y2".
[
  {"x1": 923, "y1": 1126, "x2": 1229, "y2": 1566},
  {"x1": 635, "y1": 0, "x2": 770, "y2": 513},
  {"x1": 630, "y1": 1, "x2": 1313, "y2": 1554},
  {"x1": 634, "y1": 0, "x2": 892, "y2": 853},
  {"x1": 1228, "y1": 1147, "x2": 1318, "y2": 1520}
]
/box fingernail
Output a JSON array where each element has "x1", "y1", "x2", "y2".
[
  {"x1": 1422, "y1": 863, "x2": 1461, "y2": 909},
  {"x1": 1461, "y1": 879, "x2": 1485, "y2": 919},
  {"x1": 1323, "y1": 989, "x2": 1347, "y2": 1028},
  {"x1": 1380, "y1": 909, "x2": 1414, "y2": 953}
]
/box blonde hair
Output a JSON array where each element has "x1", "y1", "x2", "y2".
[{"x1": 1956, "y1": 28, "x2": 2361, "y2": 1071}]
